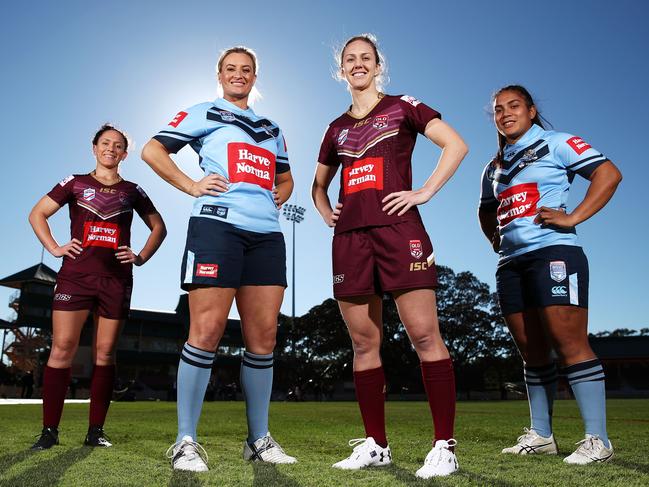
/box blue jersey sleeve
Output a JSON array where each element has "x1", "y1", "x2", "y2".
[
  {"x1": 153, "y1": 103, "x2": 210, "y2": 154},
  {"x1": 553, "y1": 132, "x2": 608, "y2": 179},
  {"x1": 479, "y1": 162, "x2": 499, "y2": 211},
  {"x1": 276, "y1": 128, "x2": 290, "y2": 174}
]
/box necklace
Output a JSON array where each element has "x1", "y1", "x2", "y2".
[
  {"x1": 348, "y1": 92, "x2": 384, "y2": 119},
  {"x1": 90, "y1": 170, "x2": 122, "y2": 185}
]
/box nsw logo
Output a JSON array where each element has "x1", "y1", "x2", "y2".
[
  {"x1": 83, "y1": 188, "x2": 96, "y2": 201},
  {"x1": 409, "y1": 240, "x2": 423, "y2": 259},
  {"x1": 549, "y1": 261, "x2": 567, "y2": 282},
  {"x1": 552, "y1": 286, "x2": 567, "y2": 297},
  {"x1": 219, "y1": 110, "x2": 235, "y2": 122}
]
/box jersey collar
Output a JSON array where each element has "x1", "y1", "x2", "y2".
[
  {"x1": 213, "y1": 97, "x2": 255, "y2": 116},
  {"x1": 504, "y1": 124, "x2": 543, "y2": 156}
]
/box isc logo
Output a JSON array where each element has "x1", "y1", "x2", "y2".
[{"x1": 409, "y1": 262, "x2": 428, "y2": 272}]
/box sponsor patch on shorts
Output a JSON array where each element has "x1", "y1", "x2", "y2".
[{"x1": 196, "y1": 263, "x2": 218, "y2": 278}]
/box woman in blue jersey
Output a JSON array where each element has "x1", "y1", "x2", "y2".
[
  {"x1": 478, "y1": 85, "x2": 622, "y2": 464},
  {"x1": 142, "y1": 46, "x2": 296, "y2": 471}
]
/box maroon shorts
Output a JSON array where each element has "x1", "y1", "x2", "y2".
[
  {"x1": 52, "y1": 274, "x2": 133, "y2": 320},
  {"x1": 332, "y1": 220, "x2": 437, "y2": 299}
]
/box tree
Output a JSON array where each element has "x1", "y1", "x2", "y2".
[{"x1": 288, "y1": 265, "x2": 517, "y2": 395}]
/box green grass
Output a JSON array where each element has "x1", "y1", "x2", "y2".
[{"x1": 0, "y1": 399, "x2": 647, "y2": 486}]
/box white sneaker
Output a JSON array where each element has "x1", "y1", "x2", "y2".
[
  {"x1": 502, "y1": 428, "x2": 558, "y2": 455},
  {"x1": 165, "y1": 436, "x2": 209, "y2": 472},
  {"x1": 243, "y1": 433, "x2": 297, "y2": 464},
  {"x1": 415, "y1": 439, "x2": 459, "y2": 478},
  {"x1": 563, "y1": 435, "x2": 614, "y2": 464},
  {"x1": 332, "y1": 437, "x2": 392, "y2": 470}
]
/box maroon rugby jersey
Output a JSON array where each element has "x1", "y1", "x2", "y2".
[
  {"x1": 318, "y1": 94, "x2": 441, "y2": 234},
  {"x1": 47, "y1": 174, "x2": 157, "y2": 278}
]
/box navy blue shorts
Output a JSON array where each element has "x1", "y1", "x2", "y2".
[
  {"x1": 496, "y1": 245, "x2": 589, "y2": 316},
  {"x1": 180, "y1": 217, "x2": 286, "y2": 290}
]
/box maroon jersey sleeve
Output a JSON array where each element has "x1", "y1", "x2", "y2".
[
  {"x1": 398, "y1": 95, "x2": 441, "y2": 134},
  {"x1": 132, "y1": 184, "x2": 158, "y2": 218},
  {"x1": 47, "y1": 175, "x2": 76, "y2": 206},
  {"x1": 317, "y1": 125, "x2": 340, "y2": 167}
]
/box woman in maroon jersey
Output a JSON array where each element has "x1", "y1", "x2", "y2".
[
  {"x1": 28, "y1": 124, "x2": 166, "y2": 450},
  {"x1": 312, "y1": 34, "x2": 468, "y2": 478}
]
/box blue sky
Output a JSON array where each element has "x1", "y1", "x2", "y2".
[{"x1": 1, "y1": 0, "x2": 647, "y2": 333}]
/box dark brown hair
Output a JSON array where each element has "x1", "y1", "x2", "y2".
[
  {"x1": 492, "y1": 85, "x2": 546, "y2": 167},
  {"x1": 92, "y1": 123, "x2": 129, "y2": 151}
]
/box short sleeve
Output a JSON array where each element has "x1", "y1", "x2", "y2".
[
  {"x1": 554, "y1": 133, "x2": 608, "y2": 179},
  {"x1": 479, "y1": 163, "x2": 499, "y2": 211},
  {"x1": 276, "y1": 129, "x2": 290, "y2": 174},
  {"x1": 47, "y1": 174, "x2": 75, "y2": 207},
  {"x1": 133, "y1": 185, "x2": 158, "y2": 218},
  {"x1": 399, "y1": 95, "x2": 441, "y2": 134},
  {"x1": 152, "y1": 103, "x2": 208, "y2": 154},
  {"x1": 317, "y1": 125, "x2": 339, "y2": 167}
]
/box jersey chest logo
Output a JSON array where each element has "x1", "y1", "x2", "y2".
[
  {"x1": 227, "y1": 142, "x2": 275, "y2": 191},
  {"x1": 497, "y1": 182, "x2": 539, "y2": 226},
  {"x1": 83, "y1": 221, "x2": 120, "y2": 249},
  {"x1": 342, "y1": 157, "x2": 384, "y2": 194}
]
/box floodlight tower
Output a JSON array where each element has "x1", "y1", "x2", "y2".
[{"x1": 282, "y1": 204, "x2": 305, "y2": 355}]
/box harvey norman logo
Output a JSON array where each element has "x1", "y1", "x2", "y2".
[
  {"x1": 83, "y1": 221, "x2": 119, "y2": 249},
  {"x1": 497, "y1": 182, "x2": 539, "y2": 226},
  {"x1": 227, "y1": 142, "x2": 275, "y2": 191},
  {"x1": 342, "y1": 157, "x2": 384, "y2": 194}
]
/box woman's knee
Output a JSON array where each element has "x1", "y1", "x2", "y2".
[{"x1": 50, "y1": 340, "x2": 78, "y2": 363}]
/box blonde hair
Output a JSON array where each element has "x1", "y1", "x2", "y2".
[{"x1": 216, "y1": 46, "x2": 262, "y2": 104}]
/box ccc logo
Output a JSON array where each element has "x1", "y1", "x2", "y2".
[{"x1": 551, "y1": 286, "x2": 567, "y2": 296}]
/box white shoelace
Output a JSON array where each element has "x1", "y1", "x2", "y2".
[
  {"x1": 574, "y1": 435, "x2": 601, "y2": 455},
  {"x1": 165, "y1": 439, "x2": 209, "y2": 464},
  {"x1": 516, "y1": 427, "x2": 537, "y2": 444},
  {"x1": 424, "y1": 439, "x2": 457, "y2": 466}
]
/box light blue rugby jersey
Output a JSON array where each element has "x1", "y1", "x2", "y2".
[
  {"x1": 154, "y1": 98, "x2": 290, "y2": 233},
  {"x1": 479, "y1": 124, "x2": 608, "y2": 262}
]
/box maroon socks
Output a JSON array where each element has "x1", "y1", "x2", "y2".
[
  {"x1": 42, "y1": 365, "x2": 72, "y2": 428},
  {"x1": 421, "y1": 358, "x2": 456, "y2": 441},
  {"x1": 354, "y1": 366, "x2": 388, "y2": 447},
  {"x1": 89, "y1": 365, "x2": 115, "y2": 427}
]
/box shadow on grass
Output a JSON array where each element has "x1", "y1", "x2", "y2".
[
  {"x1": 1, "y1": 447, "x2": 92, "y2": 487},
  {"x1": 252, "y1": 462, "x2": 302, "y2": 487},
  {"x1": 168, "y1": 470, "x2": 204, "y2": 487},
  {"x1": 613, "y1": 459, "x2": 649, "y2": 476},
  {"x1": 0, "y1": 450, "x2": 35, "y2": 475},
  {"x1": 457, "y1": 470, "x2": 521, "y2": 487}
]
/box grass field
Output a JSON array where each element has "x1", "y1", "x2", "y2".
[{"x1": 0, "y1": 399, "x2": 647, "y2": 486}]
